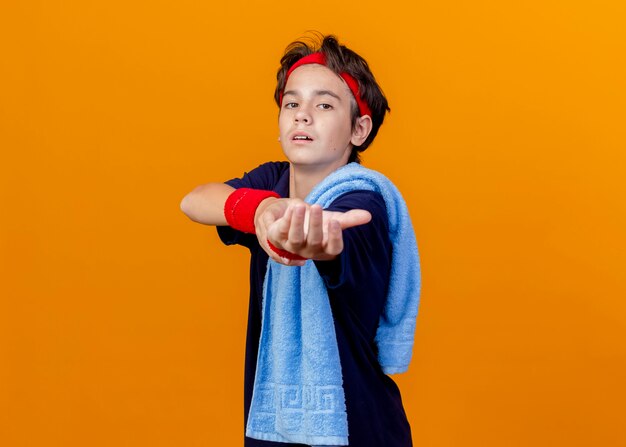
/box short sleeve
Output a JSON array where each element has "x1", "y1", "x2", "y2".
[
  {"x1": 216, "y1": 161, "x2": 290, "y2": 248},
  {"x1": 314, "y1": 190, "x2": 392, "y2": 290},
  {"x1": 222, "y1": 161, "x2": 290, "y2": 191}
]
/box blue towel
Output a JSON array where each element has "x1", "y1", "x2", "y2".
[{"x1": 246, "y1": 163, "x2": 421, "y2": 446}]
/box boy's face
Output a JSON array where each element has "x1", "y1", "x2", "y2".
[{"x1": 279, "y1": 64, "x2": 357, "y2": 172}]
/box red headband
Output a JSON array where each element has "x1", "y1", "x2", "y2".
[{"x1": 279, "y1": 52, "x2": 372, "y2": 118}]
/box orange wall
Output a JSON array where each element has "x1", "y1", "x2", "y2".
[{"x1": 1, "y1": 1, "x2": 625, "y2": 446}]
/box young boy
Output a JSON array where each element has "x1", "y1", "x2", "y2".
[{"x1": 181, "y1": 35, "x2": 420, "y2": 447}]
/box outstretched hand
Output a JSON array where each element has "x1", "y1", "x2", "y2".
[{"x1": 254, "y1": 198, "x2": 372, "y2": 266}]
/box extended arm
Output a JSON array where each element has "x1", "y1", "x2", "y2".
[
  {"x1": 181, "y1": 182, "x2": 371, "y2": 266},
  {"x1": 179, "y1": 182, "x2": 234, "y2": 225}
]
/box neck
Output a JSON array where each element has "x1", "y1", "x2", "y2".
[{"x1": 289, "y1": 162, "x2": 350, "y2": 200}]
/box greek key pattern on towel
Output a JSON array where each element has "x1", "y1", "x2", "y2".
[{"x1": 248, "y1": 383, "x2": 346, "y2": 436}]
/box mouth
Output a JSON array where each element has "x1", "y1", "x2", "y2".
[{"x1": 291, "y1": 132, "x2": 314, "y2": 142}]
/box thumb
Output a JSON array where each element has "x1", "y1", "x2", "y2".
[{"x1": 334, "y1": 209, "x2": 372, "y2": 229}]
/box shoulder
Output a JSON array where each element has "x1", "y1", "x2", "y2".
[{"x1": 224, "y1": 161, "x2": 290, "y2": 190}]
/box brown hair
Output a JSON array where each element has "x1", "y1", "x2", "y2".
[{"x1": 274, "y1": 33, "x2": 390, "y2": 163}]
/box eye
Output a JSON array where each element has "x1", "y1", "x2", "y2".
[
  {"x1": 318, "y1": 103, "x2": 333, "y2": 110},
  {"x1": 284, "y1": 102, "x2": 298, "y2": 109}
]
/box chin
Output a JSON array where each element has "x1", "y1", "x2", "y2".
[
  {"x1": 286, "y1": 158, "x2": 318, "y2": 167},
  {"x1": 282, "y1": 150, "x2": 315, "y2": 165}
]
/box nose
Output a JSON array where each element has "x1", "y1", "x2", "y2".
[{"x1": 294, "y1": 104, "x2": 312, "y2": 124}]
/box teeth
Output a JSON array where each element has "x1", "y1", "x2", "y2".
[{"x1": 294, "y1": 135, "x2": 311, "y2": 140}]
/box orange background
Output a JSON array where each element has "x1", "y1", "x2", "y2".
[{"x1": 1, "y1": 1, "x2": 625, "y2": 446}]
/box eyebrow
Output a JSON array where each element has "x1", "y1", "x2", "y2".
[{"x1": 283, "y1": 89, "x2": 342, "y2": 101}]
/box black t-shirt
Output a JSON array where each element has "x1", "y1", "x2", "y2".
[{"x1": 217, "y1": 161, "x2": 412, "y2": 447}]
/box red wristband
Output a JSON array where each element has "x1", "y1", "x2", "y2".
[
  {"x1": 267, "y1": 240, "x2": 308, "y2": 261},
  {"x1": 224, "y1": 188, "x2": 280, "y2": 234}
]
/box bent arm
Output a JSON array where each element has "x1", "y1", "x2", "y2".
[{"x1": 179, "y1": 182, "x2": 235, "y2": 226}]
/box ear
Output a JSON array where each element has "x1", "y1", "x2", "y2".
[{"x1": 350, "y1": 115, "x2": 373, "y2": 147}]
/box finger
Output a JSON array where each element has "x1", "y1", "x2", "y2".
[
  {"x1": 263, "y1": 243, "x2": 288, "y2": 265},
  {"x1": 258, "y1": 207, "x2": 301, "y2": 266},
  {"x1": 325, "y1": 219, "x2": 344, "y2": 256},
  {"x1": 275, "y1": 205, "x2": 294, "y2": 241},
  {"x1": 278, "y1": 256, "x2": 303, "y2": 266},
  {"x1": 258, "y1": 234, "x2": 284, "y2": 263},
  {"x1": 285, "y1": 258, "x2": 307, "y2": 267},
  {"x1": 266, "y1": 211, "x2": 291, "y2": 250},
  {"x1": 262, "y1": 236, "x2": 298, "y2": 266},
  {"x1": 265, "y1": 241, "x2": 307, "y2": 267},
  {"x1": 307, "y1": 205, "x2": 324, "y2": 247},
  {"x1": 334, "y1": 209, "x2": 372, "y2": 229},
  {"x1": 287, "y1": 204, "x2": 306, "y2": 247}
]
